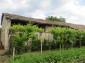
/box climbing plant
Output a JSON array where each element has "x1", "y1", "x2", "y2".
[
  {"x1": 9, "y1": 24, "x2": 44, "y2": 54},
  {"x1": 50, "y1": 26, "x2": 85, "y2": 49}
]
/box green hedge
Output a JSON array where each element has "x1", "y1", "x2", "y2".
[
  {"x1": 9, "y1": 24, "x2": 85, "y2": 53},
  {"x1": 50, "y1": 27, "x2": 85, "y2": 49},
  {"x1": 9, "y1": 24, "x2": 44, "y2": 54},
  {"x1": 7, "y1": 47, "x2": 85, "y2": 63}
]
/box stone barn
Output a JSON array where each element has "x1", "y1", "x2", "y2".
[{"x1": 1, "y1": 13, "x2": 85, "y2": 51}]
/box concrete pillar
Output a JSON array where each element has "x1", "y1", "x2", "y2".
[{"x1": 1, "y1": 16, "x2": 11, "y2": 51}]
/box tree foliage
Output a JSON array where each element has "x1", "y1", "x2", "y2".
[
  {"x1": 9, "y1": 24, "x2": 44, "y2": 54},
  {"x1": 9, "y1": 24, "x2": 85, "y2": 53},
  {"x1": 46, "y1": 16, "x2": 66, "y2": 22},
  {"x1": 50, "y1": 27, "x2": 85, "y2": 49}
]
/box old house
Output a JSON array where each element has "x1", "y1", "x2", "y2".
[{"x1": 1, "y1": 13, "x2": 85, "y2": 50}]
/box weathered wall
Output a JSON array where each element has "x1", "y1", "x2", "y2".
[
  {"x1": 45, "y1": 26, "x2": 51, "y2": 32},
  {"x1": 0, "y1": 29, "x2": 1, "y2": 41},
  {"x1": 1, "y1": 16, "x2": 11, "y2": 50},
  {"x1": 1, "y1": 16, "x2": 53, "y2": 51},
  {"x1": 36, "y1": 32, "x2": 53, "y2": 42}
]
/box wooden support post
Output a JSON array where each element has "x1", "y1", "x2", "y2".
[{"x1": 13, "y1": 47, "x2": 15, "y2": 60}]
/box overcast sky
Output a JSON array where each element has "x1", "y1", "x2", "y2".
[{"x1": 0, "y1": 0, "x2": 85, "y2": 25}]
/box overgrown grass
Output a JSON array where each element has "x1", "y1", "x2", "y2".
[{"x1": 6, "y1": 47, "x2": 85, "y2": 63}]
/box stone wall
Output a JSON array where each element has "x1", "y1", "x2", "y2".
[
  {"x1": 45, "y1": 26, "x2": 51, "y2": 32},
  {"x1": 1, "y1": 15, "x2": 53, "y2": 51},
  {"x1": 1, "y1": 16, "x2": 11, "y2": 50},
  {"x1": 0, "y1": 29, "x2": 1, "y2": 41},
  {"x1": 36, "y1": 32, "x2": 53, "y2": 42},
  {"x1": 0, "y1": 28, "x2": 4, "y2": 50}
]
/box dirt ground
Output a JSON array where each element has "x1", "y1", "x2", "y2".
[{"x1": 0, "y1": 50, "x2": 11, "y2": 63}]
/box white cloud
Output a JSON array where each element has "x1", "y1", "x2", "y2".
[
  {"x1": 40, "y1": 0, "x2": 51, "y2": 9},
  {"x1": 31, "y1": 10, "x2": 46, "y2": 19},
  {"x1": 0, "y1": 0, "x2": 85, "y2": 25},
  {"x1": 0, "y1": 0, "x2": 30, "y2": 10},
  {"x1": 67, "y1": 16, "x2": 80, "y2": 24},
  {"x1": 63, "y1": 0, "x2": 85, "y2": 16},
  {"x1": 53, "y1": 0, "x2": 85, "y2": 25}
]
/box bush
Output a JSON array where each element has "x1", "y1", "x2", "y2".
[
  {"x1": 9, "y1": 24, "x2": 85, "y2": 54},
  {"x1": 50, "y1": 27, "x2": 85, "y2": 49},
  {"x1": 9, "y1": 24, "x2": 44, "y2": 54}
]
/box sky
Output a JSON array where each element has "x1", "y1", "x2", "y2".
[{"x1": 0, "y1": 0, "x2": 85, "y2": 25}]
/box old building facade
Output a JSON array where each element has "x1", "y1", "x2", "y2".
[{"x1": 1, "y1": 13, "x2": 85, "y2": 50}]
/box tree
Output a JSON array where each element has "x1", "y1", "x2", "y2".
[
  {"x1": 40, "y1": 33, "x2": 44, "y2": 54},
  {"x1": 76, "y1": 31, "x2": 83, "y2": 47},
  {"x1": 9, "y1": 24, "x2": 44, "y2": 54},
  {"x1": 46, "y1": 16, "x2": 66, "y2": 22},
  {"x1": 50, "y1": 27, "x2": 65, "y2": 50},
  {"x1": 50, "y1": 27, "x2": 78, "y2": 49},
  {"x1": 11, "y1": 32, "x2": 28, "y2": 54}
]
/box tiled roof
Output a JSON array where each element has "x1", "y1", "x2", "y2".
[{"x1": 1, "y1": 13, "x2": 85, "y2": 30}]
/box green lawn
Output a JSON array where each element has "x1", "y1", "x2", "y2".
[{"x1": 6, "y1": 47, "x2": 85, "y2": 63}]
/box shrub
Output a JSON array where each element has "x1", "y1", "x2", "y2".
[
  {"x1": 9, "y1": 24, "x2": 44, "y2": 54},
  {"x1": 6, "y1": 47, "x2": 85, "y2": 63},
  {"x1": 50, "y1": 27, "x2": 85, "y2": 49}
]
